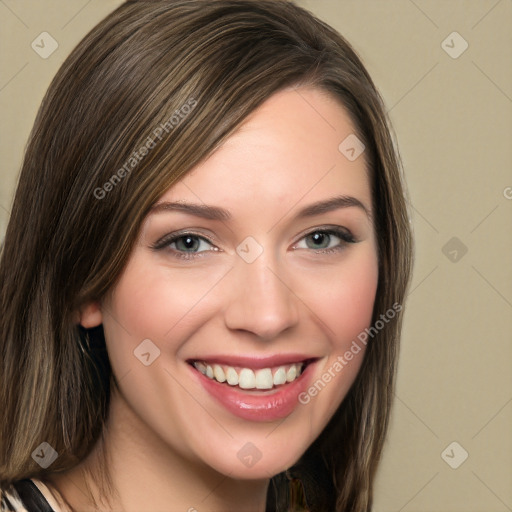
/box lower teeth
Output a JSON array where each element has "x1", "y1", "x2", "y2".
[{"x1": 220, "y1": 380, "x2": 284, "y2": 390}]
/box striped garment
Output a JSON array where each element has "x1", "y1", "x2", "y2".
[{"x1": 0, "y1": 479, "x2": 63, "y2": 512}]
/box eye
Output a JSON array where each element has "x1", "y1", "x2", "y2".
[
  {"x1": 152, "y1": 226, "x2": 357, "y2": 261},
  {"x1": 152, "y1": 232, "x2": 218, "y2": 260},
  {"x1": 294, "y1": 227, "x2": 356, "y2": 253}
]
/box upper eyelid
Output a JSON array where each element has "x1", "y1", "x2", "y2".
[{"x1": 154, "y1": 230, "x2": 217, "y2": 248}]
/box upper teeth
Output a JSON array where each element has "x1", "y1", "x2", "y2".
[{"x1": 193, "y1": 361, "x2": 304, "y2": 389}]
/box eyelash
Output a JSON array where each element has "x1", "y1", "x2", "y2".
[{"x1": 152, "y1": 227, "x2": 357, "y2": 261}]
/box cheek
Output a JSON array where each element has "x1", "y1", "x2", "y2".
[
  {"x1": 105, "y1": 259, "x2": 225, "y2": 343},
  {"x1": 331, "y1": 258, "x2": 378, "y2": 343},
  {"x1": 294, "y1": 246, "x2": 378, "y2": 429},
  {"x1": 305, "y1": 247, "x2": 379, "y2": 348}
]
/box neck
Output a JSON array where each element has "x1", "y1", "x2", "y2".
[{"x1": 48, "y1": 387, "x2": 269, "y2": 512}]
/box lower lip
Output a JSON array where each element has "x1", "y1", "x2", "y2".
[{"x1": 190, "y1": 363, "x2": 315, "y2": 422}]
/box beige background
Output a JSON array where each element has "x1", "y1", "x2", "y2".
[{"x1": 1, "y1": 1, "x2": 511, "y2": 510}]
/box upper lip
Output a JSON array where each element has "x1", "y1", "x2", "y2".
[{"x1": 187, "y1": 354, "x2": 320, "y2": 369}]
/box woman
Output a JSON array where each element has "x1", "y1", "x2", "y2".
[{"x1": 0, "y1": 0, "x2": 413, "y2": 510}]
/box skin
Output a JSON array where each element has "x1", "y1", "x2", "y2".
[{"x1": 49, "y1": 87, "x2": 378, "y2": 512}]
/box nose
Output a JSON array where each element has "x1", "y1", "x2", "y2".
[{"x1": 223, "y1": 251, "x2": 300, "y2": 341}]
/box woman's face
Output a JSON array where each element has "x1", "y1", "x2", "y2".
[{"x1": 88, "y1": 87, "x2": 378, "y2": 479}]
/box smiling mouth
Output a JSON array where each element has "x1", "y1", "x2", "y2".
[{"x1": 189, "y1": 359, "x2": 315, "y2": 391}]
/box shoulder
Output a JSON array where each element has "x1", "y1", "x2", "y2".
[{"x1": 1, "y1": 478, "x2": 62, "y2": 512}]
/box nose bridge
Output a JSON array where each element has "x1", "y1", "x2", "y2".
[{"x1": 223, "y1": 243, "x2": 299, "y2": 339}]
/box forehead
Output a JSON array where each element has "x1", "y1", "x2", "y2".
[{"x1": 157, "y1": 87, "x2": 371, "y2": 223}]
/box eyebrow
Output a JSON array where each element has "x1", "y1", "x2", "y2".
[{"x1": 149, "y1": 195, "x2": 371, "y2": 221}]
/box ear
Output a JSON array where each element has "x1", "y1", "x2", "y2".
[{"x1": 74, "y1": 301, "x2": 103, "y2": 328}]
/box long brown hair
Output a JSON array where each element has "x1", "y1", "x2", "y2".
[{"x1": 0, "y1": 1, "x2": 413, "y2": 510}]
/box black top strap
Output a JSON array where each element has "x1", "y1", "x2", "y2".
[{"x1": 11, "y1": 480, "x2": 55, "y2": 512}]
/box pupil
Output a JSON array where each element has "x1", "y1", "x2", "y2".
[
  {"x1": 309, "y1": 232, "x2": 329, "y2": 249},
  {"x1": 179, "y1": 236, "x2": 198, "y2": 251}
]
